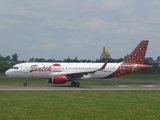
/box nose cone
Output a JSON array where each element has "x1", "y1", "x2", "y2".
[
  {"x1": 5, "y1": 70, "x2": 9, "y2": 76},
  {"x1": 5, "y1": 70, "x2": 12, "y2": 77}
]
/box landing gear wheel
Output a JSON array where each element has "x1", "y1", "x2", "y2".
[
  {"x1": 71, "y1": 81, "x2": 76, "y2": 86},
  {"x1": 24, "y1": 83, "x2": 27, "y2": 86},
  {"x1": 24, "y1": 79, "x2": 27, "y2": 86},
  {"x1": 71, "y1": 81, "x2": 80, "y2": 87},
  {"x1": 75, "y1": 82, "x2": 80, "y2": 87}
]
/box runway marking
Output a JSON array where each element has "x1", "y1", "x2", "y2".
[
  {"x1": 141, "y1": 85, "x2": 155, "y2": 87},
  {"x1": 119, "y1": 85, "x2": 129, "y2": 87},
  {"x1": 0, "y1": 89, "x2": 159, "y2": 91},
  {"x1": 119, "y1": 85, "x2": 156, "y2": 88},
  {"x1": 0, "y1": 85, "x2": 160, "y2": 91}
]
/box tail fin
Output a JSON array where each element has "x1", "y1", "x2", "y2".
[
  {"x1": 123, "y1": 40, "x2": 149, "y2": 64},
  {"x1": 105, "y1": 40, "x2": 150, "y2": 78}
]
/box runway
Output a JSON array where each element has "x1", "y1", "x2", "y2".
[
  {"x1": 0, "y1": 78, "x2": 160, "y2": 91},
  {"x1": 105, "y1": 78, "x2": 160, "y2": 84},
  {"x1": 0, "y1": 84, "x2": 160, "y2": 91}
]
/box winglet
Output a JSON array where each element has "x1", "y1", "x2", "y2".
[{"x1": 99, "y1": 60, "x2": 109, "y2": 70}]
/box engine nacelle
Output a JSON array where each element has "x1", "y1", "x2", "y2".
[{"x1": 47, "y1": 75, "x2": 66, "y2": 84}]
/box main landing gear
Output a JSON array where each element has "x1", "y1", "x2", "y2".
[
  {"x1": 24, "y1": 79, "x2": 27, "y2": 86},
  {"x1": 71, "y1": 81, "x2": 80, "y2": 87}
]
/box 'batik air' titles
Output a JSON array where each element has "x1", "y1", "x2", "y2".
[{"x1": 30, "y1": 64, "x2": 62, "y2": 73}]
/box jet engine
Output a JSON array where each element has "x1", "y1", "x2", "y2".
[{"x1": 47, "y1": 75, "x2": 66, "y2": 84}]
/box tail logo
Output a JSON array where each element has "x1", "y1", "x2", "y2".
[
  {"x1": 139, "y1": 58, "x2": 143, "y2": 62},
  {"x1": 134, "y1": 53, "x2": 137, "y2": 57},
  {"x1": 139, "y1": 47, "x2": 142, "y2": 51},
  {"x1": 144, "y1": 41, "x2": 148, "y2": 45},
  {"x1": 123, "y1": 40, "x2": 149, "y2": 64},
  {"x1": 128, "y1": 59, "x2": 133, "y2": 63},
  {"x1": 105, "y1": 40, "x2": 149, "y2": 78}
]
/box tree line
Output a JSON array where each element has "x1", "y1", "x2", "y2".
[
  {"x1": 0, "y1": 54, "x2": 160, "y2": 74},
  {"x1": 0, "y1": 53, "x2": 18, "y2": 61}
]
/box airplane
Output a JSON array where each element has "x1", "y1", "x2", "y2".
[{"x1": 5, "y1": 40, "x2": 152, "y2": 87}]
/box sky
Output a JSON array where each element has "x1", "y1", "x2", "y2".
[{"x1": 0, "y1": 0, "x2": 160, "y2": 61}]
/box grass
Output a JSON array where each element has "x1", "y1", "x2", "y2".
[
  {"x1": 0, "y1": 73, "x2": 5, "y2": 76},
  {"x1": 0, "y1": 91, "x2": 160, "y2": 120},
  {"x1": 0, "y1": 74, "x2": 160, "y2": 119}
]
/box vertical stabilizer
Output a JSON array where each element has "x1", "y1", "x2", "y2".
[
  {"x1": 123, "y1": 40, "x2": 149, "y2": 64},
  {"x1": 105, "y1": 40, "x2": 150, "y2": 79}
]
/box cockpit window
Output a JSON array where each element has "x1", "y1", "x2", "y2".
[{"x1": 11, "y1": 67, "x2": 19, "y2": 69}]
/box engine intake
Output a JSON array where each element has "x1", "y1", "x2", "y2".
[{"x1": 47, "y1": 75, "x2": 66, "y2": 84}]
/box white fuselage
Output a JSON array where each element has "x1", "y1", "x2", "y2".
[
  {"x1": 5, "y1": 40, "x2": 151, "y2": 87},
  {"x1": 5, "y1": 62, "x2": 121, "y2": 79}
]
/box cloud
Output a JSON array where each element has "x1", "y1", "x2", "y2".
[
  {"x1": 82, "y1": 0, "x2": 135, "y2": 14},
  {"x1": 31, "y1": 42, "x2": 61, "y2": 50},
  {"x1": 0, "y1": 25, "x2": 11, "y2": 29},
  {"x1": 151, "y1": 0, "x2": 160, "y2": 8},
  {"x1": 0, "y1": 0, "x2": 160, "y2": 60},
  {"x1": 82, "y1": 18, "x2": 106, "y2": 30}
]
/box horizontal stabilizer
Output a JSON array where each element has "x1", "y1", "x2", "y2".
[{"x1": 132, "y1": 65, "x2": 152, "y2": 71}]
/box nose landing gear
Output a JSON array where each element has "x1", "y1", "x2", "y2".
[{"x1": 24, "y1": 79, "x2": 27, "y2": 86}]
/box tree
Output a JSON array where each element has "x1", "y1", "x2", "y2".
[
  {"x1": 74, "y1": 56, "x2": 79, "y2": 62},
  {"x1": 156, "y1": 56, "x2": 160, "y2": 62},
  {"x1": 35, "y1": 58, "x2": 45, "y2": 62},
  {"x1": 12, "y1": 53, "x2": 18, "y2": 61},
  {"x1": 29, "y1": 57, "x2": 35, "y2": 62},
  {"x1": 145, "y1": 57, "x2": 154, "y2": 63},
  {"x1": 5, "y1": 55, "x2": 10, "y2": 61},
  {"x1": 124, "y1": 54, "x2": 129, "y2": 60}
]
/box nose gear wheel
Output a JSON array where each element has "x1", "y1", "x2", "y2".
[{"x1": 24, "y1": 79, "x2": 27, "y2": 86}]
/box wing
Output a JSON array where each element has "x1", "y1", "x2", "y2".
[{"x1": 66, "y1": 60, "x2": 109, "y2": 79}]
